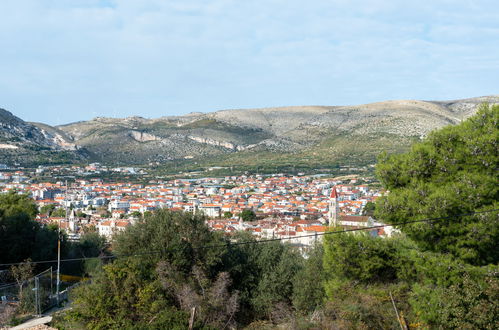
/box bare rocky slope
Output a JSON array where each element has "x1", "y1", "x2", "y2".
[
  {"x1": 1, "y1": 96, "x2": 497, "y2": 167},
  {"x1": 0, "y1": 108, "x2": 86, "y2": 166}
]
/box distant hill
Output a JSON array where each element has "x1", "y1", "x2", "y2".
[
  {"x1": 1, "y1": 96, "x2": 498, "y2": 168},
  {"x1": 0, "y1": 108, "x2": 87, "y2": 166}
]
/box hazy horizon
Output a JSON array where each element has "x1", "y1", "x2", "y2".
[{"x1": 2, "y1": 94, "x2": 495, "y2": 127}]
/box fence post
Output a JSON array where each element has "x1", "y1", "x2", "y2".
[
  {"x1": 50, "y1": 266, "x2": 53, "y2": 296},
  {"x1": 34, "y1": 276, "x2": 40, "y2": 316}
]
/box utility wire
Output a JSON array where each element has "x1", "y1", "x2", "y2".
[
  {"x1": 194, "y1": 208, "x2": 499, "y2": 249},
  {"x1": 0, "y1": 208, "x2": 497, "y2": 268}
]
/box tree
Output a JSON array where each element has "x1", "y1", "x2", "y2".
[
  {"x1": 66, "y1": 210, "x2": 231, "y2": 328},
  {"x1": 366, "y1": 103, "x2": 499, "y2": 328},
  {"x1": 156, "y1": 261, "x2": 239, "y2": 328},
  {"x1": 375, "y1": 104, "x2": 499, "y2": 265},
  {"x1": 361, "y1": 201, "x2": 375, "y2": 217},
  {"x1": 0, "y1": 190, "x2": 103, "y2": 278},
  {"x1": 292, "y1": 243, "x2": 325, "y2": 314},
  {"x1": 0, "y1": 191, "x2": 54, "y2": 264},
  {"x1": 250, "y1": 241, "x2": 303, "y2": 321},
  {"x1": 39, "y1": 204, "x2": 55, "y2": 215},
  {"x1": 31, "y1": 224, "x2": 60, "y2": 263},
  {"x1": 240, "y1": 209, "x2": 256, "y2": 222},
  {"x1": 406, "y1": 254, "x2": 499, "y2": 328},
  {"x1": 437, "y1": 274, "x2": 498, "y2": 328},
  {"x1": 76, "y1": 210, "x2": 87, "y2": 218},
  {"x1": 321, "y1": 232, "x2": 408, "y2": 329},
  {"x1": 51, "y1": 208, "x2": 66, "y2": 217},
  {"x1": 66, "y1": 258, "x2": 189, "y2": 329},
  {"x1": 223, "y1": 211, "x2": 233, "y2": 219},
  {"x1": 10, "y1": 259, "x2": 34, "y2": 310},
  {"x1": 0, "y1": 191, "x2": 37, "y2": 219},
  {"x1": 100, "y1": 211, "x2": 111, "y2": 218},
  {"x1": 77, "y1": 232, "x2": 106, "y2": 258},
  {"x1": 130, "y1": 211, "x2": 142, "y2": 218},
  {"x1": 60, "y1": 231, "x2": 108, "y2": 276},
  {"x1": 66, "y1": 211, "x2": 309, "y2": 328},
  {"x1": 113, "y1": 209, "x2": 225, "y2": 274},
  {"x1": 323, "y1": 232, "x2": 400, "y2": 292}
]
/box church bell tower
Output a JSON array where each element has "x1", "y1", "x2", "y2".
[{"x1": 328, "y1": 186, "x2": 339, "y2": 226}]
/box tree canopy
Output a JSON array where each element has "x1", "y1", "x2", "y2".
[
  {"x1": 63, "y1": 210, "x2": 305, "y2": 328},
  {"x1": 0, "y1": 191, "x2": 108, "y2": 276},
  {"x1": 320, "y1": 105, "x2": 499, "y2": 328},
  {"x1": 240, "y1": 209, "x2": 256, "y2": 222},
  {"x1": 375, "y1": 103, "x2": 499, "y2": 265},
  {"x1": 0, "y1": 191, "x2": 49, "y2": 264}
]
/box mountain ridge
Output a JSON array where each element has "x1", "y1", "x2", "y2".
[
  {"x1": 1, "y1": 95, "x2": 498, "y2": 168},
  {"x1": 0, "y1": 108, "x2": 88, "y2": 166}
]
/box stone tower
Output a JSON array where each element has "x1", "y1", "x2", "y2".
[{"x1": 328, "y1": 186, "x2": 339, "y2": 226}]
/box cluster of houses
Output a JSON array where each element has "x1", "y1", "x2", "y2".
[
  {"x1": 0, "y1": 163, "x2": 144, "y2": 181},
  {"x1": 205, "y1": 186, "x2": 395, "y2": 251},
  {"x1": 1, "y1": 173, "x2": 394, "y2": 246}
]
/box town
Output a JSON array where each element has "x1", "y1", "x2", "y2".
[{"x1": 0, "y1": 163, "x2": 393, "y2": 250}]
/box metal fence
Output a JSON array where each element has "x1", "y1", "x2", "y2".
[
  {"x1": 0, "y1": 267, "x2": 63, "y2": 316},
  {"x1": 0, "y1": 282, "x2": 19, "y2": 305}
]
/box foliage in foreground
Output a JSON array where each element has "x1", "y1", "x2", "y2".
[
  {"x1": 0, "y1": 190, "x2": 108, "y2": 276},
  {"x1": 323, "y1": 232, "x2": 498, "y2": 329},
  {"x1": 61, "y1": 210, "x2": 304, "y2": 329},
  {"x1": 318, "y1": 103, "x2": 499, "y2": 329},
  {"x1": 0, "y1": 192, "x2": 109, "y2": 327},
  {"x1": 376, "y1": 103, "x2": 499, "y2": 265},
  {"x1": 61, "y1": 215, "x2": 498, "y2": 329}
]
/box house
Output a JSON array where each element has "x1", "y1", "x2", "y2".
[
  {"x1": 198, "y1": 204, "x2": 221, "y2": 218},
  {"x1": 98, "y1": 219, "x2": 130, "y2": 239},
  {"x1": 108, "y1": 200, "x2": 130, "y2": 212},
  {"x1": 339, "y1": 215, "x2": 373, "y2": 227}
]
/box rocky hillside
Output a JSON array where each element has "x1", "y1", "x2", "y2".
[
  {"x1": 0, "y1": 108, "x2": 86, "y2": 166},
  {"x1": 56, "y1": 95, "x2": 499, "y2": 166},
  {"x1": 1, "y1": 96, "x2": 497, "y2": 168}
]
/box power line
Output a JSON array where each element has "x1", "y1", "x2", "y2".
[
  {"x1": 0, "y1": 208, "x2": 497, "y2": 268},
  {"x1": 195, "y1": 208, "x2": 499, "y2": 248}
]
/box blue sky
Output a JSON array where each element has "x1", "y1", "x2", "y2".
[{"x1": 0, "y1": 0, "x2": 498, "y2": 125}]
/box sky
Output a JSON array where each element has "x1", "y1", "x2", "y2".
[{"x1": 0, "y1": 0, "x2": 498, "y2": 125}]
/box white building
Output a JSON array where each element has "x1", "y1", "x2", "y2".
[
  {"x1": 108, "y1": 200, "x2": 130, "y2": 212},
  {"x1": 98, "y1": 220, "x2": 130, "y2": 239},
  {"x1": 198, "y1": 204, "x2": 221, "y2": 218}
]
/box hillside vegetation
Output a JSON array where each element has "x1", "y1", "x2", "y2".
[
  {"x1": 2, "y1": 96, "x2": 497, "y2": 168},
  {"x1": 57, "y1": 96, "x2": 498, "y2": 168}
]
